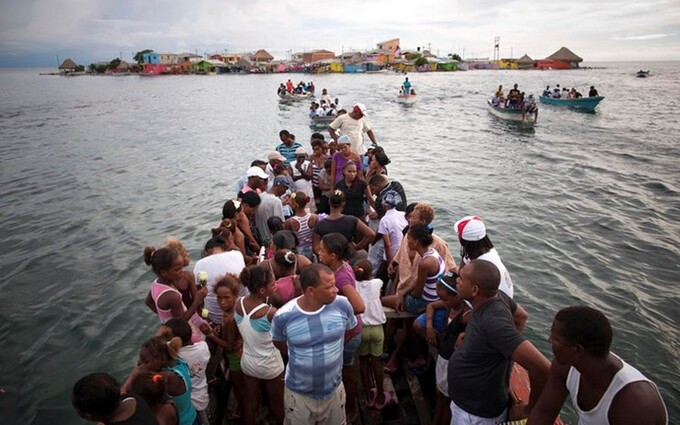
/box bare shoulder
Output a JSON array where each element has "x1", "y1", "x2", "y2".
[{"x1": 609, "y1": 380, "x2": 667, "y2": 425}]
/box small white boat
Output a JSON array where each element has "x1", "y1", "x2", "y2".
[
  {"x1": 397, "y1": 93, "x2": 417, "y2": 104},
  {"x1": 487, "y1": 100, "x2": 537, "y2": 124}
]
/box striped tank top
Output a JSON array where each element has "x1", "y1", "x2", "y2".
[
  {"x1": 422, "y1": 249, "x2": 445, "y2": 302},
  {"x1": 292, "y1": 213, "x2": 313, "y2": 249}
]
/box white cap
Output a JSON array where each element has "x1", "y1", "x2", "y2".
[
  {"x1": 246, "y1": 166, "x2": 268, "y2": 179},
  {"x1": 454, "y1": 216, "x2": 486, "y2": 241}
]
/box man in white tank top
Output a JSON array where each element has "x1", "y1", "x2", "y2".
[{"x1": 527, "y1": 306, "x2": 668, "y2": 425}]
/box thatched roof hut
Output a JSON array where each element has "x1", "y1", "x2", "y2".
[
  {"x1": 58, "y1": 58, "x2": 77, "y2": 70},
  {"x1": 517, "y1": 54, "x2": 534, "y2": 64},
  {"x1": 251, "y1": 49, "x2": 274, "y2": 62},
  {"x1": 115, "y1": 60, "x2": 131, "y2": 70},
  {"x1": 546, "y1": 47, "x2": 582, "y2": 63}
]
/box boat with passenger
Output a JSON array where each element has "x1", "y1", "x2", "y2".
[
  {"x1": 637, "y1": 70, "x2": 650, "y2": 78},
  {"x1": 397, "y1": 92, "x2": 417, "y2": 104},
  {"x1": 539, "y1": 95, "x2": 604, "y2": 112},
  {"x1": 487, "y1": 100, "x2": 537, "y2": 124}
]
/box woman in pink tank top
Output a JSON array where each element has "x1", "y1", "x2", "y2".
[{"x1": 143, "y1": 246, "x2": 208, "y2": 343}]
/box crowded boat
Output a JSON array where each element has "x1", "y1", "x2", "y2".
[{"x1": 72, "y1": 100, "x2": 669, "y2": 425}]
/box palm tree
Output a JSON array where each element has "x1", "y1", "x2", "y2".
[{"x1": 133, "y1": 49, "x2": 154, "y2": 64}]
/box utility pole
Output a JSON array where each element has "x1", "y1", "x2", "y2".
[{"x1": 493, "y1": 36, "x2": 500, "y2": 62}]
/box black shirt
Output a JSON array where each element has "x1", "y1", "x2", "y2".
[
  {"x1": 335, "y1": 179, "x2": 367, "y2": 218},
  {"x1": 448, "y1": 296, "x2": 525, "y2": 418}
]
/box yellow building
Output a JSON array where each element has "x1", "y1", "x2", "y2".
[{"x1": 498, "y1": 59, "x2": 518, "y2": 69}]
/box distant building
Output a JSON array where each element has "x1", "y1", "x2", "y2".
[
  {"x1": 251, "y1": 49, "x2": 274, "y2": 63},
  {"x1": 224, "y1": 53, "x2": 245, "y2": 64},
  {"x1": 58, "y1": 58, "x2": 77, "y2": 71},
  {"x1": 376, "y1": 38, "x2": 400, "y2": 53},
  {"x1": 517, "y1": 54, "x2": 534, "y2": 70},
  {"x1": 302, "y1": 49, "x2": 335, "y2": 64},
  {"x1": 536, "y1": 47, "x2": 583, "y2": 69}
]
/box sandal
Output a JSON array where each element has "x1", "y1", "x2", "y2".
[
  {"x1": 366, "y1": 388, "x2": 377, "y2": 408},
  {"x1": 384, "y1": 358, "x2": 398, "y2": 373},
  {"x1": 375, "y1": 391, "x2": 395, "y2": 410}
]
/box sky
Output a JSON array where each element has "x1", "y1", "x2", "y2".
[{"x1": 1, "y1": 0, "x2": 679, "y2": 67}]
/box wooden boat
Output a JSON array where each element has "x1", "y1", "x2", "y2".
[
  {"x1": 309, "y1": 115, "x2": 336, "y2": 126},
  {"x1": 636, "y1": 70, "x2": 650, "y2": 78},
  {"x1": 278, "y1": 92, "x2": 313, "y2": 101},
  {"x1": 487, "y1": 100, "x2": 537, "y2": 124},
  {"x1": 539, "y1": 95, "x2": 604, "y2": 112},
  {"x1": 397, "y1": 93, "x2": 417, "y2": 104}
]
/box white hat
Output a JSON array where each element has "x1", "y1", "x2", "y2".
[
  {"x1": 246, "y1": 166, "x2": 269, "y2": 179},
  {"x1": 353, "y1": 103, "x2": 367, "y2": 116},
  {"x1": 454, "y1": 216, "x2": 486, "y2": 241},
  {"x1": 294, "y1": 147, "x2": 308, "y2": 156},
  {"x1": 337, "y1": 135, "x2": 352, "y2": 145},
  {"x1": 267, "y1": 151, "x2": 286, "y2": 162}
]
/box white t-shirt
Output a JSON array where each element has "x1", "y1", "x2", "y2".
[
  {"x1": 329, "y1": 114, "x2": 372, "y2": 155},
  {"x1": 463, "y1": 248, "x2": 513, "y2": 298},
  {"x1": 193, "y1": 251, "x2": 246, "y2": 323},
  {"x1": 355, "y1": 278, "x2": 386, "y2": 326},
  {"x1": 292, "y1": 160, "x2": 314, "y2": 200},
  {"x1": 179, "y1": 341, "x2": 211, "y2": 411},
  {"x1": 378, "y1": 208, "x2": 408, "y2": 260}
]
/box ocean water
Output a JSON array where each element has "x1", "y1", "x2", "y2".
[{"x1": 0, "y1": 62, "x2": 678, "y2": 424}]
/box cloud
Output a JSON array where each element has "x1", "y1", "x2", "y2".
[
  {"x1": 1, "y1": 0, "x2": 679, "y2": 66},
  {"x1": 613, "y1": 33, "x2": 674, "y2": 41}
]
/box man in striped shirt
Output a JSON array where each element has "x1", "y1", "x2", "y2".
[
  {"x1": 275, "y1": 129, "x2": 302, "y2": 165},
  {"x1": 272, "y1": 264, "x2": 357, "y2": 425}
]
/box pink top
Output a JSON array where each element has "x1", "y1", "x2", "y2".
[{"x1": 151, "y1": 280, "x2": 204, "y2": 343}]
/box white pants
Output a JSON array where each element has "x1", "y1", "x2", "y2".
[{"x1": 450, "y1": 400, "x2": 507, "y2": 425}]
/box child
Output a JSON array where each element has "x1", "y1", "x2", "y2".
[
  {"x1": 130, "y1": 372, "x2": 179, "y2": 425},
  {"x1": 200, "y1": 275, "x2": 244, "y2": 421},
  {"x1": 161, "y1": 318, "x2": 210, "y2": 425},
  {"x1": 143, "y1": 246, "x2": 207, "y2": 344},
  {"x1": 163, "y1": 237, "x2": 198, "y2": 311},
  {"x1": 72, "y1": 373, "x2": 157, "y2": 424},
  {"x1": 414, "y1": 272, "x2": 470, "y2": 425},
  {"x1": 354, "y1": 260, "x2": 393, "y2": 409},
  {"x1": 122, "y1": 336, "x2": 197, "y2": 425},
  {"x1": 236, "y1": 265, "x2": 285, "y2": 425}
]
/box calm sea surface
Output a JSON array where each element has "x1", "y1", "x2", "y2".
[{"x1": 1, "y1": 62, "x2": 678, "y2": 424}]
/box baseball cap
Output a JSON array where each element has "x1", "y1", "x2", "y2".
[
  {"x1": 337, "y1": 135, "x2": 351, "y2": 145},
  {"x1": 272, "y1": 176, "x2": 294, "y2": 189},
  {"x1": 353, "y1": 103, "x2": 367, "y2": 116},
  {"x1": 246, "y1": 166, "x2": 268, "y2": 179},
  {"x1": 267, "y1": 151, "x2": 286, "y2": 162}
]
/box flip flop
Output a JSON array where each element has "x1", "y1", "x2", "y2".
[
  {"x1": 366, "y1": 387, "x2": 377, "y2": 408},
  {"x1": 376, "y1": 391, "x2": 395, "y2": 410},
  {"x1": 384, "y1": 358, "x2": 398, "y2": 373}
]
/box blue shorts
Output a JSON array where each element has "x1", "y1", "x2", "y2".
[
  {"x1": 343, "y1": 331, "x2": 362, "y2": 366},
  {"x1": 403, "y1": 295, "x2": 430, "y2": 315},
  {"x1": 415, "y1": 308, "x2": 448, "y2": 333}
]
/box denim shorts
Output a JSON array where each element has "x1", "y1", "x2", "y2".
[
  {"x1": 415, "y1": 308, "x2": 448, "y2": 333},
  {"x1": 403, "y1": 295, "x2": 430, "y2": 315}
]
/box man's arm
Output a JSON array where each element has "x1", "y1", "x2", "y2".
[
  {"x1": 366, "y1": 129, "x2": 377, "y2": 145},
  {"x1": 273, "y1": 340, "x2": 288, "y2": 354},
  {"x1": 511, "y1": 341, "x2": 551, "y2": 411},
  {"x1": 526, "y1": 361, "x2": 570, "y2": 425},
  {"x1": 327, "y1": 125, "x2": 340, "y2": 142},
  {"x1": 513, "y1": 303, "x2": 528, "y2": 333}
]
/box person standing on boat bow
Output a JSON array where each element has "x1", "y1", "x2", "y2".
[
  {"x1": 328, "y1": 103, "x2": 377, "y2": 155},
  {"x1": 403, "y1": 77, "x2": 412, "y2": 94}
]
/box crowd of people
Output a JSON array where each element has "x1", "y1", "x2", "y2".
[
  {"x1": 309, "y1": 89, "x2": 342, "y2": 118},
  {"x1": 72, "y1": 103, "x2": 668, "y2": 425},
  {"x1": 277, "y1": 80, "x2": 315, "y2": 97},
  {"x1": 491, "y1": 83, "x2": 538, "y2": 122},
  {"x1": 541, "y1": 84, "x2": 599, "y2": 99}
]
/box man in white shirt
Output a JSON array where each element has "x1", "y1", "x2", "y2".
[{"x1": 328, "y1": 103, "x2": 377, "y2": 155}]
